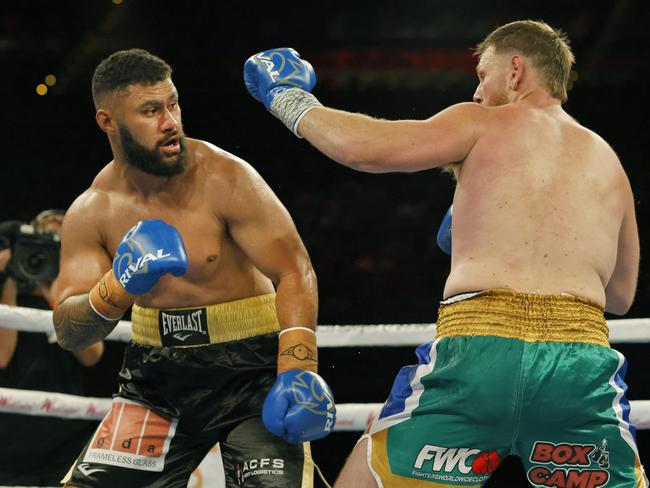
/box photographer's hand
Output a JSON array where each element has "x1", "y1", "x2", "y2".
[
  {"x1": 0, "y1": 249, "x2": 16, "y2": 307},
  {"x1": 34, "y1": 281, "x2": 54, "y2": 307},
  {"x1": 0, "y1": 249, "x2": 11, "y2": 273},
  {"x1": 0, "y1": 252, "x2": 18, "y2": 368}
]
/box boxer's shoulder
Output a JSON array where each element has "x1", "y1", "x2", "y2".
[
  {"x1": 59, "y1": 190, "x2": 108, "y2": 249},
  {"x1": 193, "y1": 138, "x2": 236, "y2": 168},
  {"x1": 68, "y1": 185, "x2": 111, "y2": 216},
  {"x1": 194, "y1": 138, "x2": 249, "y2": 168},
  {"x1": 85, "y1": 160, "x2": 133, "y2": 197},
  {"x1": 195, "y1": 138, "x2": 267, "y2": 191}
]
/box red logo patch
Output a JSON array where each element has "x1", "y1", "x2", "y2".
[{"x1": 471, "y1": 451, "x2": 502, "y2": 475}]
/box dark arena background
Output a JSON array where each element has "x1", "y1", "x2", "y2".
[{"x1": 1, "y1": 1, "x2": 648, "y2": 487}]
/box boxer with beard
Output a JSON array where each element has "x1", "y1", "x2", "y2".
[
  {"x1": 117, "y1": 122, "x2": 187, "y2": 177},
  {"x1": 53, "y1": 48, "x2": 335, "y2": 488}
]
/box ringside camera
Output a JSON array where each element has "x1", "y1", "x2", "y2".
[{"x1": 0, "y1": 220, "x2": 60, "y2": 285}]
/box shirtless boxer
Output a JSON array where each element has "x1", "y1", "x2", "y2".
[
  {"x1": 244, "y1": 20, "x2": 645, "y2": 488},
  {"x1": 52, "y1": 48, "x2": 335, "y2": 488}
]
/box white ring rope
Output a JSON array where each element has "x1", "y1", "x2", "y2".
[
  {"x1": 1, "y1": 304, "x2": 650, "y2": 430},
  {"x1": 1, "y1": 387, "x2": 649, "y2": 430},
  {"x1": 2, "y1": 304, "x2": 650, "y2": 345}
]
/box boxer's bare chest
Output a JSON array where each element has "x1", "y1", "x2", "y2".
[{"x1": 102, "y1": 185, "x2": 233, "y2": 285}]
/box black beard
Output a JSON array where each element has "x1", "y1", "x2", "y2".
[{"x1": 118, "y1": 124, "x2": 188, "y2": 177}]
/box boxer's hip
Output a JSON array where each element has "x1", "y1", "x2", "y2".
[
  {"x1": 118, "y1": 293, "x2": 281, "y2": 419},
  {"x1": 436, "y1": 288, "x2": 608, "y2": 346},
  {"x1": 365, "y1": 289, "x2": 631, "y2": 486},
  {"x1": 130, "y1": 292, "x2": 281, "y2": 347}
]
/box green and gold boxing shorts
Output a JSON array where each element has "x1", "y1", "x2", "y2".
[{"x1": 364, "y1": 289, "x2": 647, "y2": 488}]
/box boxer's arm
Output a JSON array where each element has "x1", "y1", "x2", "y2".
[
  {"x1": 39, "y1": 278, "x2": 105, "y2": 366},
  {"x1": 244, "y1": 48, "x2": 482, "y2": 173},
  {"x1": 71, "y1": 341, "x2": 105, "y2": 367},
  {"x1": 54, "y1": 294, "x2": 117, "y2": 351},
  {"x1": 297, "y1": 102, "x2": 483, "y2": 173},
  {"x1": 605, "y1": 180, "x2": 639, "y2": 315},
  {"x1": 223, "y1": 159, "x2": 318, "y2": 330},
  {"x1": 219, "y1": 155, "x2": 334, "y2": 441},
  {"x1": 52, "y1": 194, "x2": 119, "y2": 350}
]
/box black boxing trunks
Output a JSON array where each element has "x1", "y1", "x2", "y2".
[{"x1": 62, "y1": 294, "x2": 315, "y2": 488}]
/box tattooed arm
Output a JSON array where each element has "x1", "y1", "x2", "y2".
[
  {"x1": 52, "y1": 189, "x2": 121, "y2": 351},
  {"x1": 53, "y1": 294, "x2": 118, "y2": 350}
]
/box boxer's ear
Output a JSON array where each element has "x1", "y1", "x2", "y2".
[
  {"x1": 508, "y1": 54, "x2": 525, "y2": 91},
  {"x1": 95, "y1": 109, "x2": 115, "y2": 135}
]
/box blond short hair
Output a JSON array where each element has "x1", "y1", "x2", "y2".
[
  {"x1": 32, "y1": 209, "x2": 65, "y2": 233},
  {"x1": 475, "y1": 20, "x2": 575, "y2": 102}
]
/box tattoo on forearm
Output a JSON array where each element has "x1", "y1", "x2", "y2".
[
  {"x1": 280, "y1": 343, "x2": 318, "y2": 363},
  {"x1": 97, "y1": 275, "x2": 122, "y2": 308},
  {"x1": 97, "y1": 276, "x2": 118, "y2": 307},
  {"x1": 53, "y1": 294, "x2": 118, "y2": 350}
]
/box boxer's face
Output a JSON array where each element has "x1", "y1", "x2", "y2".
[
  {"x1": 473, "y1": 46, "x2": 510, "y2": 107},
  {"x1": 115, "y1": 78, "x2": 188, "y2": 176}
]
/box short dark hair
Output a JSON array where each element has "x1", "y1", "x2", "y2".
[{"x1": 91, "y1": 48, "x2": 172, "y2": 108}]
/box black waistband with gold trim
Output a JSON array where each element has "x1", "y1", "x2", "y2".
[
  {"x1": 436, "y1": 288, "x2": 609, "y2": 347},
  {"x1": 130, "y1": 293, "x2": 280, "y2": 347}
]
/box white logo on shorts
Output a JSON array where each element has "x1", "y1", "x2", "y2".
[
  {"x1": 172, "y1": 332, "x2": 192, "y2": 341},
  {"x1": 78, "y1": 463, "x2": 107, "y2": 476}
]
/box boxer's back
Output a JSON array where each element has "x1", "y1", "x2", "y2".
[{"x1": 445, "y1": 102, "x2": 629, "y2": 307}]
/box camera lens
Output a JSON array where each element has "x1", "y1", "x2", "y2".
[
  {"x1": 10, "y1": 234, "x2": 60, "y2": 283},
  {"x1": 19, "y1": 250, "x2": 56, "y2": 281},
  {"x1": 26, "y1": 252, "x2": 46, "y2": 272}
]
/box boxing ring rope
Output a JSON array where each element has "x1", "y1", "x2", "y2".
[
  {"x1": 0, "y1": 387, "x2": 388, "y2": 432},
  {"x1": 3, "y1": 304, "x2": 650, "y2": 345},
  {"x1": 1, "y1": 303, "x2": 650, "y2": 430},
  {"x1": 1, "y1": 304, "x2": 649, "y2": 488},
  {"x1": 2, "y1": 386, "x2": 649, "y2": 431}
]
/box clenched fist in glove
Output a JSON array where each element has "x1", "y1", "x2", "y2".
[{"x1": 244, "y1": 48, "x2": 321, "y2": 137}]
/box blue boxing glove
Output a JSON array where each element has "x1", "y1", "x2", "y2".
[
  {"x1": 263, "y1": 369, "x2": 336, "y2": 444},
  {"x1": 113, "y1": 220, "x2": 188, "y2": 294},
  {"x1": 89, "y1": 220, "x2": 188, "y2": 320},
  {"x1": 244, "y1": 48, "x2": 316, "y2": 107},
  {"x1": 436, "y1": 205, "x2": 452, "y2": 255},
  {"x1": 244, "y1": 48, "x2": 322, "y2": 136}
]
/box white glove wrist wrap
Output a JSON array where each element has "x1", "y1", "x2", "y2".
[{"x1": 269, "y1": 88, "x2": 322, "y2": 138}]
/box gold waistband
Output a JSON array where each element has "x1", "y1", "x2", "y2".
[
  {"x1": 131, "y1": 293, "x2": 280, "y2": 347},
  {"x1": 436, "y1": 289, "x2": 609, "y2": 347}
]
